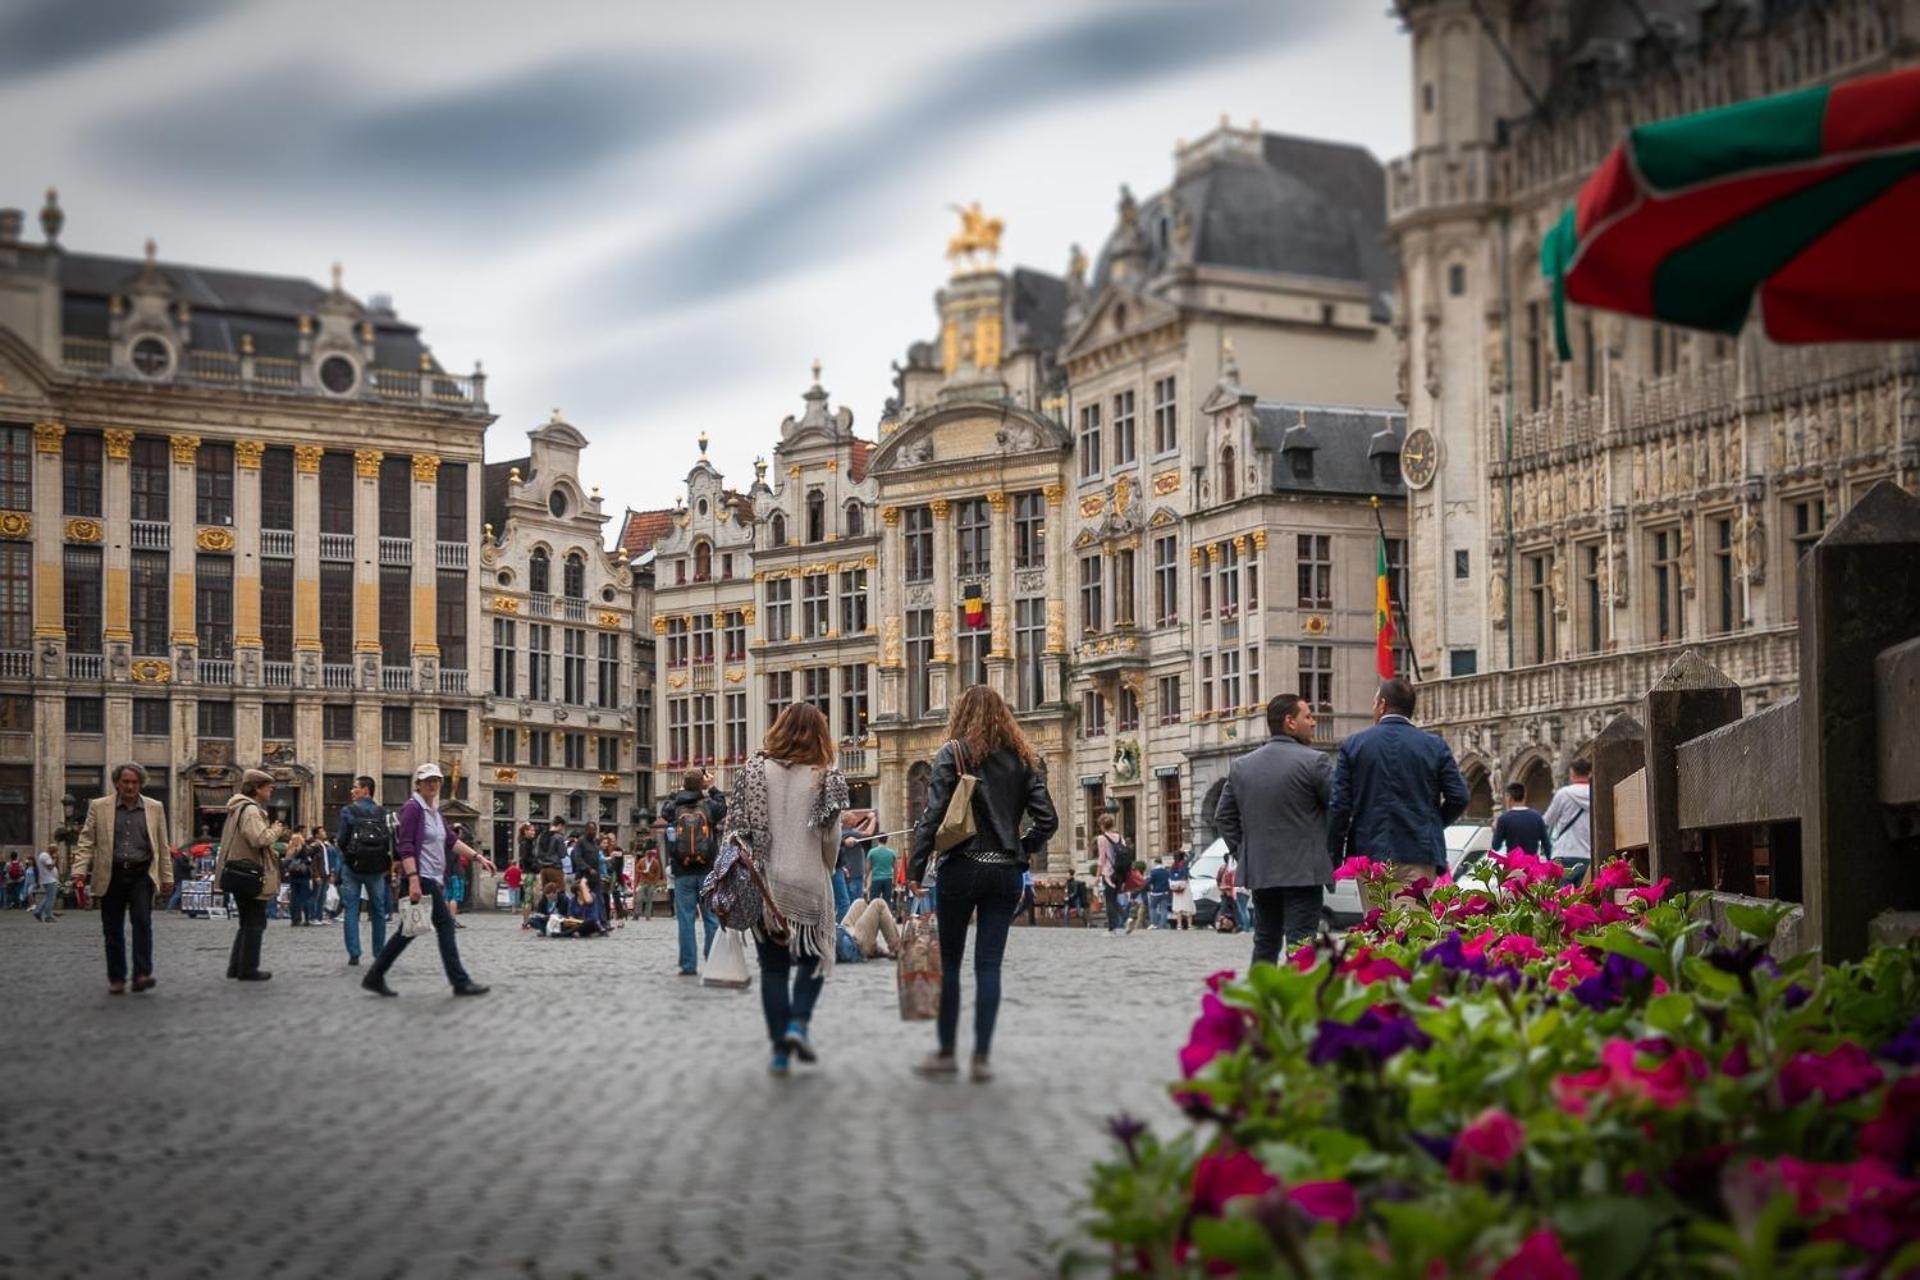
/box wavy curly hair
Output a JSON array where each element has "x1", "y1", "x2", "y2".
[
  {"x1": 945, "y1": 684, "x2": 1039, "y2": 770},
  {"x1": 763, "y1": 702, "x2": 835, "y2": 768}
]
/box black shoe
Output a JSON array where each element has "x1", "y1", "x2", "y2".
[
  {"x1": 361, "y1": 975, "x2": 398, "y2": 998},
  {"x1": 348, "y1": 955, "x2": 360, "y2": 967},
  {"x1": 238, "y1": 971, "x2": 272, "y2": 982},
  {"x1": 452, "y1": 982, "x2": 490, "y2": 998}
]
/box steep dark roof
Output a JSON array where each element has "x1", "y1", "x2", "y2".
[
  {"x1": 483, "y1": 458, "x2": 527, "y2": 536},
  {"x1": 1009, "y1": 267, "x2": 1066, "y2": 354},
  {"x1": 54, "y1": 250, "x2": 434, "y2": 367},
  {"x1": 1253, "y1": 403, "x2": 1406, "y2": 499}
]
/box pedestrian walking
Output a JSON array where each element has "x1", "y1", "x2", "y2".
[
  {"x1": 908, "y1": 685, "x2": 1058, "y2": 1082},
  {"x1": 866, "y1": 834, "x2": 899, "y2": 908},
  {"x1": 1327, "y1": 678, "x2": 1470, "y2": 913},
  {"x1": 662, "y1": 769, "x2": 724, "y2": 976},
  {"x1": 4, "y1": 852, "x2": 23, "y2": 908},
  {"x1": 633, "y1": 842, "x2": 664, "y2": 921},
  {"x1": 283, "y1": 831, "x2": 315, "y2": 926},
  {"x1": 1146, "y1": 858, "x2": 1172, "y2": 929},
  {"x1": 534, "y1": 815, "x2": 570, "y2": 904},
  {"x1": 361, "y1": 763, "x2": 489, "y2": 998},
  {"x1": 31, "y1": 845, "x2": 59, "y2": 922},
  {"x1": 213, "y1": 768, "x2": 283, "y2": 982},
  {"x1": 1215, "y1": 694, "x2": 1334, "y2": 965},
  {"x1": 1094, "y1": 814, "x2": 1132, "y2": 935},
  {"x1": 724, "y1": 703, "x2": 848, "y2": 1076},
  {"x1": 1169, "y1": 853, "x2": 1196, "y2": 930},
  {"x1": 70, "y1": 764, "x2": 174, "y2": 994},
  {"x1": 1542, "y1": 758, "x2": 1594, "y2": 863},
  {"x1": 1491, "y1": 782, "x2": 1551, "y2": 856},
  {"x1": 1012, "y1": 867, "x2": 1036, "y2": 925},
  {"x1": 335, "y1": 776, "x2": 393, "y2": 967}
]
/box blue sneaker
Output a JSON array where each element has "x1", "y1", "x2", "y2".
[
  {"x1": 769, "y1": 1049, "x2": 791, "y2": 1077},
  {"x1": 784, "y1": 1022, "x2": 817, "y2": 1064}
]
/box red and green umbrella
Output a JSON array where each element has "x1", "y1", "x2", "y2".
[{"x1": 1542, "y1": 65, "x2": 1920, "y2": 358}]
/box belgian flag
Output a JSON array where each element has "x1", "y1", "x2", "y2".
[{"x1": 962, "y1": 585, "x2": 988, "y2": 630}]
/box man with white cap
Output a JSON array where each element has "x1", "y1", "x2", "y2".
[{"x1": 361, "y1": 762, "x2": 489, "y2": 998}]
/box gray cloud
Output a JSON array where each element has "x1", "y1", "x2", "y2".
[
  {"x1": 92, "y1": 50, "x2": 765, "y2": 207},
  {"x1": 0, "y1": 0, "x2": 237, "y2": 77},
  {"x1": 598, "y1": 0, "x2": 1330, "y2": 312}
]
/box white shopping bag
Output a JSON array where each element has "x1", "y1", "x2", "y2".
[
  {"x1": 701, "y1": 928, "x2": 753, "y2": 990},
  {"x1": 397, "y1": 897, "x2": 432, "y2": 937},
  {"x1": 324, "y1": 884, "x2": 341, "y2": 914}
]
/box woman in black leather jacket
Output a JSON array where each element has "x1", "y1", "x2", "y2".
[{"x1": 908, "y1": 685, "x2": 1058, "y2": 1081}]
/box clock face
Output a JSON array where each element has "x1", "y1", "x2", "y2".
[{"x1": 1402, "y1": 428, "x2": 1438, "y2": 490}]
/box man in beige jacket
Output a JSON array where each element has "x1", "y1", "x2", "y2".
[{"x1": 71, "y1": 763, "x2": 173, "y2": 995}]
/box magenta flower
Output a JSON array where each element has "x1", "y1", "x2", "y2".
[
  {"x1": 1190, "y1": 1147, "x2": 1277, "y2": 1217},
  {"x1": 1448, "y1": 1107, "x2": 1526, "y2": 1182},
  {"x1": 1628, "y1": 876, "x2": 1672, "y2": 905},
  {"x1": 1179, "y1": 993, "x2": 1249, "y2": 1078},
  {"x1": 1492, "y1": 1229, "x2": 1578, "y2": 1280},
  {"x1": 1554, "y1": 1038, "x2": 1706, "y2": 1115},
  {"x1": 1289, "y1": 942, "x2": 1319, "y2": 972},
  {"x1": 1593, "y1": 858, "x2": 1636, "y2": 893},
  {"x1": 1334, "y1": 855, "x2": 1380, "y2": 883},
  {"x1": 1559, "y1": 902, "x2": 1603, "y2": 934},
  {"x1": 1860, "y1": 1075, "x2": 1920, "y2": 1162},
  {"x1": 1492, "y1": 935, "x2": 1545, "y2": 964},
  {"x1": 1285, "y1": 1180, "x2": 1357, "y2": 1225},
  {"x1": 1778, "y1": 1043, "x2": 1885, "y2": 1106},
  {"x1": 1338, "y1": 945, "x2": 1411, "y2": 985},
  {"x1": 1489, "y1": 850, "x2": 1560, "y2": 889}
]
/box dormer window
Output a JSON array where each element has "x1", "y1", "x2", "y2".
[
  {"x1": 1220, "y1": 445, "x2": 1237, "y2": 501},
  {"x1": 1378, "y1": 454, "x2": 1401, "y2": 486},
  {"x1": 1290, "y1": 450, "x2": 1313, "y2": 481},
  {"x1": 770, "y1": 511, "x2": 787, "y2": 547},
  {"x1": 806, "y1": 490, "x2": 826, "y2": 543}
]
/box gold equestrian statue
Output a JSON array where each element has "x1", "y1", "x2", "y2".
[{"x1": 946, "y1": 202, "x2": 1004, "y2": 266}]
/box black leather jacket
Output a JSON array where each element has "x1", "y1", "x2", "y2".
[{"x1": 908, "y1": 742, "x2": 1058, "y2": 883}]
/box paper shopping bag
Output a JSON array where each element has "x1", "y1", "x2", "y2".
[
  {"x1": 896, "y1": 915, "x2": 942, "y2": 1021},
  {"x1": 701, "y1": 927, "x2": 753, "y2": 990}
]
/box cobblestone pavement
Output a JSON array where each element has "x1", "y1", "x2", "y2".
[{"x1": 1, "y1": 908, "x2": 1242, "y2": 1280}]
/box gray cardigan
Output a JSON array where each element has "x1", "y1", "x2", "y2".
[{"x1": 1214, "y1": 735, "x2": 1333, "y2": 890}]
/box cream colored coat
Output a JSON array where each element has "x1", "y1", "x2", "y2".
[
  {"x1": 212, "y1": 796, "x2": 280, "y2": 901},
  {"x1": 73, "y1": 794, "x2": 172, "y2": 893}
]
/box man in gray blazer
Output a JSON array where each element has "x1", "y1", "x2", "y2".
[{"x1": 1214, "y1": 694, "x2": 1333, "y2": 966}]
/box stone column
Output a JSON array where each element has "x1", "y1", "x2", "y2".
[
  {"x1": 167, "y1": 433, "x2": 199, "y2": 667},
  {"x1": 292, "y1": 445, "x2": 323, "y2": 688},
  {"x1": 352, "y1": 449, "x2": 383, "y2": 691},
  {"x1": 411, "y1": 453, "x2": 441, "y2": 695},
  {"x1": 1042, "y1": 483, "x2": 1066, "y2": 704},
  {"x1": 876, "y1": 506, "x2": 903, "y2": 720},
  {"x1": 929, "y1": 499, "x2": 954, "y2": 713},
  {"x1": 30, "y1": 422, "x2": 65, "y2": 853},
  {"x1": 233, "y1": 438, "x2": 264, "y2": 691},
  {"x1": 101, "y1": 430, "x2": 135, "y2": 769},
  {"x1": 986, "y1": 490, "x2": 1013, "y2": 699}
]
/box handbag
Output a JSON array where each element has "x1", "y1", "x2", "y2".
[
  {"x1": 933, "y1": 740, "x2": 979, "y2": 854},
  {"x1": 701, "y1": 928, "x2": 753, "y2": 989},
  {"x1": 218, "y1": 859, "x2": 264, "y2": 898},
  {"x1": 896, "y1": 915, "x2": 942, "y2": 1021},
  {"x1": 397, "y1": 897, "x2": 432, "y2": 937}
]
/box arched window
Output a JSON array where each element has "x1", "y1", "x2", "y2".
[
  {"x1": 770, "y1": 511, "x2": 787, "y2": 547},
  {"x1": 806, "y1": 490, "x2": 826, "y2": 543},
  {"x1": 693, "y1": 540, "x2": 712, "y2": 581},
  {"x1": 563, "y1": 551, "x2": 585, "y2": 599},
  {"x1": 1219, "y1": 445, "x2": 1237, "y2": 501},
  {"x1": 843, "y1": 500, "x2": 863, "y2": 538},
  {"x1": 529, "y1": 548, "x2": 550, "y2": 595}
]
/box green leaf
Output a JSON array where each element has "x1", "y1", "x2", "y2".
[
  {"x1": 1646, "y1": 992, "x2": 1696, "y2": 1036},
  {"x1": 1725, "y1": 901, "x2": 1791, "y2": 940},
  {"x1": 1190, "y1": 1214, "x2": 1276, "y2": 1269},
  {"x1": 1552, "y1": 1196, "x2": 1664, "y2": 1280},
  {"x1": 1527, "y1": 1006, "x2": 1563, "y2": 1047}
]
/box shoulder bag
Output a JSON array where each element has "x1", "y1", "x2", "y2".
[
  {"x1": 217, "y1": 800, "x2": 267, "y2": 898},
  {"x1": 933, "y1": 740, "x2": 979, "y2": 854}
]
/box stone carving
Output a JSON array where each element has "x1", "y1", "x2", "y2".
[
  {"x1": 880, "y1": 615, "x2": 902, "y2": 668},
  {"x1": 299, "y1": 653, "x2": 318, "y2": 687},
  {"x1": 412, "y1": 454, "x2": 441, "y2": 483},
  {"x1": 353, "y1": 448, "x2": 383, "y2": 478},
  {"x1": 1489, "y1": 552, "x2": 1509, "y2": 630},
  {"x1": 932, "y1": 609, "x2": 954, "y2": 661},
  {"x1": 65, "y1": 517, "x2": 103, "y2": 544},
  {"x1": 1550, "y1": 553, "x2": 1569, "y2": 619},
  {"x1": 906, "y1": 584, "x2": 933, "y2": 608},
  {"x1": 0, "y1": 511, "x2": 27, "y2": 539},
  {"x1": 129, "y1": 658, "x2": 171, "y2": 684},
  {"x1": 233, "y1": 439, "x2": 264, "y2": 470},
  {"x1": 170, "y1": 434, "x2": 200, "y2": 464},
  {"x1": 1393, "y1": 320, "x2": 1410, "y2": 407},
  {"x1": 901, "y1": 436, "x2": 933, "y2": 465},
  {"x1": 1740, "y1": 509, "x2": 1767, "y2": 584},
  {"x1": 994, "y1": 420, "x2": 1039, "y2": 452},
  {"x1": 1152, "y1": 470, "x2": 1180, "y2": 497},
  {"x1": 1677, "y1": 520, "x2": 1697, "y2": 595},
  {"x1": 1610, "y1": 540, "x2": 1629, "y2": 607},
  {"x1": 1045, "y1": 599, "x2": 1066, "y2": 653},
  {"x1": 1423, "y1": 317, "x2": 1441, "y2": 398},
  {"x1": 1014, "y1": 569, "x2": 1045, "y2": 595},
  {"x1": 196, "y1": 527, "x2": 235, "y2": 552},
  {"x1": 103, "y1": 429, "x2": 134, "y2": 459},
  {"x1": 1079, "y1": 495, "x2": 1104, "y2": 519},
  {"x1": 294, "y1": 445, "x2": 324, "y2": 474}
]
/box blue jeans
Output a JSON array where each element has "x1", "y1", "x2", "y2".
[
  {"x1": 933, "y1": 856, "x2": 1023, "y2": 1058},
  {"x1": 287, "y1": 876, "x2": 311, "y2": 924},
  {"x1": 34, "y1": 881, "x2": 58, "y2": 921},
  {"x1": 338, "y1": 861, "x2": 391, "y2": 961},
  {"x1": 831, "y1": 868, "x2": 854, "y2": 920},
  {"x1": 755, "y1": 938, "x2": 824, "y2": 1050},
  {"x1": 165, "y1": 879, "x2": 185, "y2": 911},
  {"x1": 366, "y1": 877, "x2": 472, "y2": 989},
  {"x1": 673, "y1": 874, "x2": 717, "y2": 974},
  {"x1": 1148, "y1": 891, "x2": 1171, "y2": 929}
]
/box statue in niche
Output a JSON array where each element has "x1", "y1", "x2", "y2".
[
  {"x1": 1678, "y1": 521, "x2": 1697, "y2": 595},
  {"x1": 995, "y1": 420, "x2": 1039, "y2": 453},
  {"x1": 1489, "y1": 553, "x2": 1509, "y2": 630},
  {"x1": 1550, "y1": 553, "x2": 1569, "y2": 619},
  {"x1": 1610, "y1": 540, "x2": 1629, "y2": 607},
  {"x1": 1423, "y1": 318, "x2": 1442, "y2": 399},
  {"x1": 901, "y1": 435, "x2": 933, "y2": 465}
]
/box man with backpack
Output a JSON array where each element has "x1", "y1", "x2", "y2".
[
  {"x1": 661, "y1": 768, "x2": 725, "y2": 976},
  {"x1": 334, "y1": 776, "x2": 393, "y2": 967},
  {"x1": 535, "y1": 815, "x2": 570, "y2": 902},
  {"x1": 1094, "y1": 813, "x2": 1133, "y2": 935}
]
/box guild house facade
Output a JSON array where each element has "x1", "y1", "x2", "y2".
[
  {"x1": 0, "y1": 192, "x2": 490, "y2": 854},
  {"x1": 1388, "y1": 0, "x2": 1920, "y2": 814}
]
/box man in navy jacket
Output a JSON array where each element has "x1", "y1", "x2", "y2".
[{"x1": 1327, "y1": 678, "x2": 1469, "y2": 895}]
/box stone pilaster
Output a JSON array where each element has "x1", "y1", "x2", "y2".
[
  {"x1": 411, "y1": 454, "x2": 440, "y2": 694},
  {"x1": 352, "y1": 448, "x2": 382, "y2": 690},
  {"x1": 292, "y1": 445, "x2": 323, "y2": 685},
  {"x1": 875, "y1": 505, "x2": 903, "y2": 721},
  {"x1": 929, "y1": 497, "x2": 954, "y2": 713},
  {"x1": 167, "y1": 434, "x2": 199, "y2": 673},
  {"x1": 232, "y1": 438, "x2": 263, "y2": 686},
  {"x1": 985, "y1": 489, "x2": 1013, "y2": 699},
  {"x1": 1042, "y1": 483, "x2": 1067, "y2": 704}
]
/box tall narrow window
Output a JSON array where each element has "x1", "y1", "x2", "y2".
[
  {"x1": 1112, "y1": 389, "x2": 1137, "y2": 465},
  {"x1": 261, "y1": 560, "x2": 294, "y2": 662},
  {"x1": 766, "y1": 671, "x2": 794, "y2": 722},
  {"x1": 1580, "y1": 542, "x2": 1604, "y2": 654},
  {"x1": 1113, "y1": 546, "x2": 1136, "y2": 626},
  {"x1": 839, "y1": 664, "x2": 869, "y2": 740},
  {"x1": 770, "y1": 511, "x2": 787, "y2": 547},
  {"x1": 318, "y1": 453, "x2": 353, "y2": 534},
  {"x1": 63, "y1": 430, "x2": 103, "y2": 517},
  {"x1": 378, "y1": 564, "x2": 409, "y2": 665},
  {"x1": 1160, "y1": 772, "x2": 1183, "y2": 849},
  {"x1": 437, "y1": 570, "x2": 467, "y2": 670},
  {"x1": 1219, "y1": 649, "x2": 1241, "y2": 710},
  {"x1": 0, "y1": 425, "x2": 29, "y2": 511},
  {"x1": 378, "y1": 456, "x2": 410, "y2": 538},
  {"x1": 528, "y1": 624, "x2": 552, "y2": 701},
  {"x1": 260, "y1": 447, "x2": 293, "y2": 530},
  {"x1": 1246, "y1": 644, "x2": 1261, "y2": 704},
  {"x1": 196, "y1": 441, "x2": 234, "y2": 526},
  {"x1": 0, "y1": 544, "x2": 27, "y2": 653},
  {"x1": 1079, "y1": 402, "x2": 1102, "y2": 478},
  {"x1": 1789, "y1": 495, "x2": 1826, "y2": 622},
  {"x1": 1384, "y1": 538, "x2": 1406, "y2": 613},
  {"x1": 1526, "y1": 301, "x2": 1543, "y2": 412},
  {"x1": 1079, "y1": 554, "x2": 1104, "y2": 635},
  {"x1": 130, "y1": 436, "x2": 169, "y2": 522},
  {"x1": 1013, "y1": 491, "x2": 1046, "y2": 569},
  {"x1": 802, "y1": 666, "x2": 832, "y2": 718},
  {"x1": 1298, "y1": 645, "x2": 1333, "y2": 713},
  {"x1": 492, "y1": 618, "x2": 516, "y2": 697},
  {"x1": 1296, "y1": 535, "x2": 1332, "y2": 608},
  {"x1": 64, "y1": 545, "x2": 103, "y2": 654},
  {"x1": 765, "y1": 577, "x2": 793, "y2": 641},
  {"x1": 1525, "y1": 551, "x2": 1554, "y2": 664},
  {"x1": 843, "y1": 501, "x2": 863, "y2": 537},
  {"x1": 1014, "y1": 598, "x2": 1044, "y2": 712},
  {"x1": 802, "y1": 573, "x2": 830, "y2": 638},
  {"x1": 956, "y1": 606, "x2": 989, "y2": 688},
  {"x1": 1652, "y1": 529, "x2": 1685, "y2": 643},
  {"x1": 1152, "y1": 376, "x2": 1178, "y2": 454},
  {"x1": 1710, "y1": 516, "x2": 1737, "y2": 634},
  {"x1": 1218, "y1": 541, "x2": 1240, "y2": 618},
  {"x1": 563, "y1": 553, "x2": 585, "y2": 600},
  {"x1": 1219, "y1": 445, "x2": 1237, "y2": 501},
  {"x1": 664, "y1": 616, "x2": 687, "y2": 668},
  {"x1": 722, "y1": 610, "x2": 746, "y2": 661},
  {"x1": 906, "y1": 609, "x2": 933, "y2": 719},
  {"x1": 130, "y1": 549, "x2": 168, "y2": 656},
  {"x1": 1081, "y1": 691, "x2": 1108, "y2": 737},
  {"x1": 955, "y1": 498, "x2": 991, "y2": 577},
  {"x1": 1153, "y1": 535, "x2": 1179, "y2": 626},
  {"x1": 838, "y1": 568, "x2": 868, "y2": 634},
  {"x1": 903, "y1": 507, "x2": 933, "y2": 582},
  {"x1": 1156, "y1": 674, "x2": 1182, "y2": 725},
  {"x1": 693, "y1": 540, "x2": 712, "y2": 582},
  {"x1": 1582, "y1": 316, "x2": 1598, "y2": 397},
  {"x1": 597, "y1": 633, "x2": 620, "y2": 708},
  {"x1": 806, "y1": 490, "x2": 826, "y2": 544},
  {"x1": 528, "y1": 549, "x2": 549, "y2": 596},
  {"x1": 195, "y1": 553, "x2": 233, "y2": 659},
  {"x1": 563, "y1": 628, "x2": 587, "y2": 704},
  {"x1": 436, "y1": 462, "x2": 467, "y2": 543},
  {"x1": 319, "y1": 564, "x2": 352, "y2": 661},
  {"x1": 724, "y1": 692, "x2": 747, "y2": 763}
]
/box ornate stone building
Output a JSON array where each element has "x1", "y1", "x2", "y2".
[
  {"x1": 478, "y1": 412, "x2": 639, "y2": 855},
  {"x1": 1387, "y1": 0, "x2": 1920, "y2": 815},
  {"x1": 0, "y1": 194, "x2": 489, "y2": 852},
  {"x1": 750, "y1": 365, "x2": 881, "y2": 805},
  {"x1": 1056, "y1": 121, "x2": 1403, "y2": 856}
]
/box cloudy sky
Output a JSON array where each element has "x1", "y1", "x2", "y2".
[{"x1": 1, "y1": 0, "x2": 1409, "y2": 524}]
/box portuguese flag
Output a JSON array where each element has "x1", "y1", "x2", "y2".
[
  {"x1": 1542, "y1": 65, "x2": 1920, "y2": 356},
  {"x1": 1374, "y1": 535, "x2": 1395, "y2": 679}
]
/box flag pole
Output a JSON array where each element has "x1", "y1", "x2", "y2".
[{"x1": 1370, "y1": 495, "x2": 1422, "y2": 683}]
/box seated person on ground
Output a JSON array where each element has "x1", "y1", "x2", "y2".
[
  {"x1": 524, "y1": 885, "x2": 567, "y2": 934},
  {"x1": 836, "y1": 895, "x2": 900, "y2": 963}
]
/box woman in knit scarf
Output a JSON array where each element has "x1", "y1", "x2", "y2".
[{"x1": 725, "y1": 702, "x2": 849, "y2": 1076}]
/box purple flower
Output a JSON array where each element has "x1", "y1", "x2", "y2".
[
  {"x1": 1421, "y1": 931, "x2": 1490, "y2": 977},
  {"x1": 1309, "y1": 1006, "x2": 1433, "y2": 1068},
  {"x1": 1706, "y1": 940, "x2": 1771, "y2": 977},
  {"x1": 1571, "y1": 951, "x2": 1650, "y2": 1011},
  {"x1": 1880, "y1": 1017, "x2": 1920, "y2": 1067}
]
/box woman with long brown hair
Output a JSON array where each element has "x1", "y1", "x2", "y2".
[
  {"x1": 907, "y1": 684, "x2": 1058, "y2": 1081},
  {"x1": 725, "y1": 702, "x2": 849, "y2": 1076}
]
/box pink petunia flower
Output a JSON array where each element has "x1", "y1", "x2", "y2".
[
  {"x1": 1289, "y1": 942, "x2": 1319, "y2": 972},
  {"x1": 1553, "y1": 1038, "x2": 1706, "y2": 1115},
  {"x1": 1628, "y1": 877, "x2": 1672, "y2": 906},
  {"x1": 1448, "y1": 1108, "x2": 1526, "y2": 1182},
  {"x1": 1492, "y1": 1229, "x2": 1578, "y2": 1280},
  {"x1": 1860, "y1": 1076, "x2": 1920, "y2": 1162},
  {"x1": 1492, "y1": 935, "x2": 1545, "y2": 964},
  {"x1": 1179, "y1": 993, "x2": 1248, "y2": 1078},
  {"x1": 1778, "y1": 1043, "x2": 1885, "y2": 1106},
  {"x1": 1287, "y1": 1180, "x2": 1358, "y2": 1225},
  {"x1": 1560, "y1": 903, "x2": 1602, "y2": 934},
  {"x1": 1334, "y1": 855, "x2": 1380, "y2": 883},
  {"x1": 1190, "y1": 1148, "x2": 1279, "y2": 1218},
  {"x1": 1593, "y1": 859, "x2": 1636, "y2": 893}
]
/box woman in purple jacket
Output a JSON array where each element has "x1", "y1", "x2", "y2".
[{"x1": 361, "y1": 762, "x2": 489, "y2": 998}]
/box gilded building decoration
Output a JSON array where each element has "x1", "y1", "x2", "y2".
[
  {"x1": 0, "y1": 512, "x2": 29, "y2": 540},
  {"x1": 33, "y1": 422, "x2": 64, "y2": 453},
  {"x1": 196, "y1": 527, "x2": 236, "y2": 552},
  {"x1": 723, "y1": 667, "x2": 745, "y2": 683},
  {"x1": 597, "y1": 611, "x2": 622, "y2": 628},
  {"x1": 741, "y1": 605, "x2": 757, "y2": 624},
  {"x1": 494, "y1": 595, "x2": 522, "y2": 614},
  {"x1": 651, "y1": 615, "x2": 668, "y2": 633},
  {"x1": 493, "y1": 767, "x2": 519, "y2": 783},
  {"x1": 667, "y1": 673, "x2": 688, "y2": 689},
  {"x1": 169, "y1": 433, "x2": 200, "y2": 464},
  {"x1": 989, "y1": 603, "x2": 1011, "y2": 658},
  {"x1": 930, "y1": 498, "x2": 951, "y2": 519},
  {"x1": 353, "y1": 449, "x2": 383, "y2": 478},
  {"x1": 1151, "y1": 470, "x2": 1181, "y2": 496},
  {"x1": 103, "y1": 430, "x2": 134, "y2": 459},
  {"x1": 233, "y1": 439, "x2": 264, "y2": 470},
  {"x1": 599, "y1": 773, "x2": 622, "y2": 790},
  {"x1": 881, "y1": 506, "x2": 901, "y2": 526},
  {"x1": 880, "y1": 615, "x2": 902, "y2": 668},
  {"x1": 987, "y1": 490, "x2": 1008, "y2": 512},
  {"x1": 128, "y1": 658, "x2": 171, "y2": 684},
  {"x1": 1250, "y1": 529, "x2": 1267, "y2": 551},
  {"x1": 932, "y1": 609, "x2": 954, "y2": 662},
  {"x1": 1044, "y1": 600, "x2": 1066, "y2": 653},
  {"x1": 412, "y1": 454, "x2": 441, "y2": 482},
  {"x1": 1205, "y1": 543, "x2": 1223, "y2": 564},
  {"x1": 826, "y1": 459, "x2": 838, "y2": 473},
  {"x1": 1080, "y1": 495, "x2": 1105, "y2": 519},
  {"x1": 65, "y1": 518, "x2": 103, "y2": 544},
  {"x1": 1043, "y1": 484, "x2": 1064, "y2": 507},
  {"x1": 293, "y1": 445, "x2": 324, "y2": 474},
  {"x1": 974, "y1": 313, "x2": 1003, "y2": 370},
  {"x1": 1231, "y1": 535, "x2": 1247, "y2": 554}
]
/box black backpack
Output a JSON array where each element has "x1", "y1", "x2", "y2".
[
  {"x1": 674, "y1": 806, "x2": 716, "y2": 870},
  {"x1": 344, "y1": 812, "x2": 392, "y2": 876},
  {"x1": 1105, "y1": 835, "x2": 1134, "y2": 886}
]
